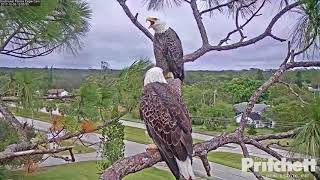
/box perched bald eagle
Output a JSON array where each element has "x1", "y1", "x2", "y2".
[
  {"x1": 140, "y1": 67, "x2": 194, "y2": 180},
  {"x1": 146, "y1": 17, "x2": 184, "y2": 82}
]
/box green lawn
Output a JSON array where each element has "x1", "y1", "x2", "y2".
[
  {"x1": 10, "y1": 107, "x2": 201, "y2": 146},
  {"x1": 58, "y1": 140, "x2": 96, "y2": 155},
  {"x1": 207, "y1": 152, "x2": 313, "y2": 180},
  {"x1": 207, "y1": 151, "x2": 243, "y2": 169},
  {"x1": 124, "y1": 126, "x2": 203, "y2": 144},
  {"x1": 10, "y1": 107, "x2": 52, "y2": 123},
  {"x1": 193, "y1": 124, "x2": 275, "y2": 136},
  {"x1": 9, "y1": 161, "x2": 174, "y2": 180},
  {"x1": 124, "y1": 126, "x2": 153, "y2": 144}
]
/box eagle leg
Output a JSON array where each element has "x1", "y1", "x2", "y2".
[
  {"x1": 164, "y1": 72, "x2": 174, "y2": 80},
  {"x1": 146, "y1": 144, "x2": 158, "y2": 152}
]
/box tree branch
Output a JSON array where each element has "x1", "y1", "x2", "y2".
[
  {"x1": 183, "y1": 1, "x2": 300, "y2": 62},
  {"x1": 116, "y1": 0, "x2": 154, "y2": 42},
  {"x1": 0, "y1": 25, "x2": 21, "y2": 51},
  {"x1": 0, "y1": 100, "x2": 28, "y2": 142},
  {"x1": 33, "y1": 112, "x2": 126, "y2": 147},
  {"x1": 200, "y1": 0, "x2": 238, "y2": 16},
  {"x1": 239, "y1": 142, "x2": 264, "y2": 180},
  {"x1": 190, "y1": 0, "x2": 209, "y2": 45},
  {"x1": 276, "y1": 80, "x2": 308, "y2": 104},
  {"x1": 0, "y1": 146, "x2": 74, "y2": 164},
  {"x1": 100, "y1": 58, "x2": 320, "y2": 179}
]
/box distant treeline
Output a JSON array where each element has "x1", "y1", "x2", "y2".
[{"x1": 1, "y1": 67, "x2": 320, "y2": 90}]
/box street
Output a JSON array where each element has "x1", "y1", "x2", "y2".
[{"x1": 17, "y1": 116, "x2": 273, "y2": 180}]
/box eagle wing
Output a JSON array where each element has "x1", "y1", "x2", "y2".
[
  {"x1": 139, "y1": 83, "x2": 192, "y2": 178},
  {"x1": 165, "y1": 28, "x2": 184, "y2": 81},
  {"x1": 154, "y1": 34, "x2": 170, "y2": 73},
  {"x1": 153, "y1": 28, "x2": 184, "y2": 81}
]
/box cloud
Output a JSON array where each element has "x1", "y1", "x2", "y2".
[{"x1": 0, "y1": 0, "x2": 300, "y2": 70}]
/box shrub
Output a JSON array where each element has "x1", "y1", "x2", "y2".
[
  {"x1": 0, "y1": 166, "x2": 9, "y2": 180},
  {"x1": 247, "y1": 125, "x2": 257, "y2": 135},
  {"x1": 203, "y1": 118, "x2": 228, "y2": 131},
  {"x1": 191, "y1": 117, "x2": 205, "y2": 125},
  {"x1": 0, "y1": 120, "x2": 19, "y2": 151}
]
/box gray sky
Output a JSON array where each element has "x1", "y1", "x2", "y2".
[{"x1": 0, "y1": 0, "x2": 299, "y2": 70}]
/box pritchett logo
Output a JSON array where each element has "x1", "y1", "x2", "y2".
[{"x1": 242, "y1": 158, "x2": 317, "y2": 172}]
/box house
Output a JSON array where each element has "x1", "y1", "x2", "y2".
[
  {"x1": 233, "y1": 102, "x2": 274, "y2": 128},
  {"x1": 47, "y1": 89, "x2": 69, "y2": 97},
  {"x1": 308, "y1": 86, "x2": 320, "y2": 92}
]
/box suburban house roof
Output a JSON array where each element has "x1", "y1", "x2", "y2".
[
  {"x1": 47, "y1": 89, "x2": 67, "y2": 94},
  {"x1": 235, "y1": 112, "x2": 261, "y2": 121},
  {"x1": 233, "y1": 102, "x2": 268, "y2": 114}
]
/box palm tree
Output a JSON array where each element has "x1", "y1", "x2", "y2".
[{"x1": 291, "y1": 98, "x2": 320, "y2": 178}]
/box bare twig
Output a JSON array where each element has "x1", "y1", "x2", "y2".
[
  {"x1": 34, "y1": 112, "x2": 127, "y2": 147},
  {"x1": 277, "y1": 80, "x2": 308, "y2": 104},
  {"x1": 200, "y1": 0, "x2": 238, "y2": 15},
  {"x1": 184, "y1": 1, "x2": 300, "y2": 62},
  {"x1": 0, "y1": 25, "x2": 21, "y2": 51},
  {"x1": 0, "y1": 146, "x2": 74, "y2": 164}
]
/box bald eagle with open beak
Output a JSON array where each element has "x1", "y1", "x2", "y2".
[
  {"x1": 146, "y1": 17, "x2": 184, "y2": 82},
  {"x1": 140, "y1": 67, "x2": 194, "y2": 180}
]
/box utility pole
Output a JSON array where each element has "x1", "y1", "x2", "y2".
[{"x1": 213, "y1": 89, "x2": 217, "y2": 107}]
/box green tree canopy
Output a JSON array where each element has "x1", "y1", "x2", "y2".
[
  {"x1": 0, "y1": 0, "x2": 91, "y2": 58},
  {"x1": 223, "y1": 77, "x2": 267, "y2": 103}
]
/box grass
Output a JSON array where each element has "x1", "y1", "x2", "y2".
[
  {"x1": 124, "y1": 126, "x2": 152, "y2": 144},
  {"x1": 11, "y1": 107, "x2": 275, "y2": 138},
  {"x1": 58, "y1": 141, "x2": 96, "y2": 155},
  {"x1": 10, "y1": 107, "x2": 52, "y2": 123},
  {"x1": 124, "y1": 126, "x2": 203, "y2": 144},
  {"x1": 10, "y1": 107, "x2": 202, "y2": 145},
  {"x1": 207, "y1": 152, "x2": 313, "y2": 180},
  {"x1": 9, "y1": 161, "x2": 174, "y2": 180},
  {"x1": 207, "y1": 151, "x2": 243, "y2": 169},
  {"x1": 193, "y1": 124, "x2": 275, "y2": 136}
]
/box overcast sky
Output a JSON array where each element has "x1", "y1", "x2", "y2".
[{"x1": 0, "y1": 0, "x2": 300, "y2": 70}]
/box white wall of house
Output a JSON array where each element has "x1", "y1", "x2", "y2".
[
  {"x1": 59, "y1": 90, "x2": 69, "y2": 97},
  {"x1": 39, "y1": 107, "x2": 61, "y2": 116},
  {"x1": 235, "y1": 114, "x2": 253, "y2": 124},
  {"x1": 235, "y1": 113, "x2": 273, "y2": 128},
  {"x1": 48, "y1": 90, "x2": 69, "y2": 97}
]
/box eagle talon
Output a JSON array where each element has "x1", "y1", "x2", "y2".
[
  {"x1": 146, "y1": 144, "x2": 158, "y2": 152},
  {"x1": 164, "y1": 72, "x2": 174, "y2": 80}
]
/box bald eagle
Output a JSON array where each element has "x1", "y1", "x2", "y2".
[
  {"x1": 140, "y1": 67, "x2": 194, "y2": 180},
  {"x1": 146, "y1": 17, "x2": 184, "y2": 82}
]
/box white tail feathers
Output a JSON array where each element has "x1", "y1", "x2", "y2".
[{"x1": 175, "y1": 157, "x2": 195, "y2": 180}]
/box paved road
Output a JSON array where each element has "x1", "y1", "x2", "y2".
[
  {"x1": 120, "y1": 119, "x2": 292, "y2": 159},
  {"x1": 17, "y1": 116, "x2": 270, "y2": 180}
]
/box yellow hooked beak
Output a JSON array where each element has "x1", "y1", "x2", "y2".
[{"x1": 146, "y1": 16, "x2": 157, "y2": 29}]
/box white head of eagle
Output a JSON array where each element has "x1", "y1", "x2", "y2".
[
  {"x1": 146, "y1": 17, "x2": 169, "y2": 33},
  {"x1": 144, "y1": 67, "x2": 168, "y2": 86}
]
